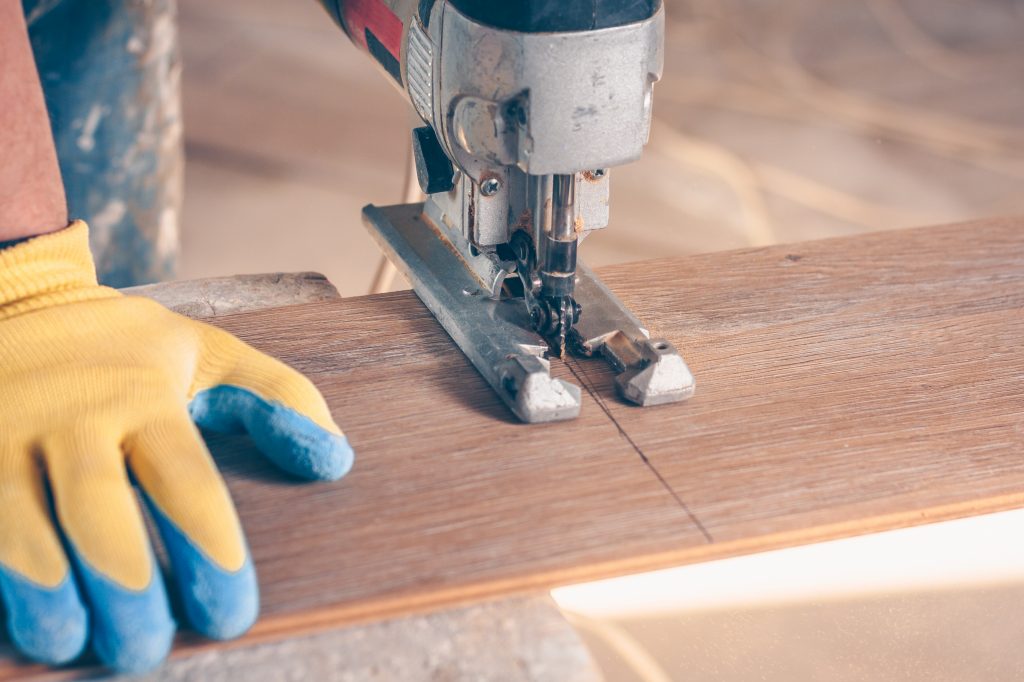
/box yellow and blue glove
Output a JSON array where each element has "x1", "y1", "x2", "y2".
[{"x1": 0, "y1": 222, "x2": 353, "y2": 672}]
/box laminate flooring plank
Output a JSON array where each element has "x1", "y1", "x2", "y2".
[
  {"x1": 3, "y1": 219, "x2": 1022, "y2": 679},
  {"x1": 586, "y1": 217, "x2": 1024, "y2": 552}
]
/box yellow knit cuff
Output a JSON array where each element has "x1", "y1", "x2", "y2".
[{"x1": 0, "y1": 221, "x2": 119, "y2": 320}]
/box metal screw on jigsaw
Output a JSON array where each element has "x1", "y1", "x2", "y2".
[
  {"x1": 480, "y1": 178, "x2": 501, "y2": 197},
  {"x1": 320, "y1": 0, "x2": 696, "y2": 422}
]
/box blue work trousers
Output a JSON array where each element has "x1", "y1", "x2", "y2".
[{"x1": 24, "y1": 0, "x2": 182, "y2": 286}]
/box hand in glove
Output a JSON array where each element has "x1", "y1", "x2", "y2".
[{"x1": 0, "y1": 222, "x2": 353, "y2": 672}]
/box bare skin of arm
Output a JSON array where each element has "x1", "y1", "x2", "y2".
[{"x1": 0, "y1": 0, "x2": 68, "y2": 240}]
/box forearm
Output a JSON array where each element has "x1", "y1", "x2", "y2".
[{"x1": 0, "y1": 0, "x2": 67, "y2": 240}]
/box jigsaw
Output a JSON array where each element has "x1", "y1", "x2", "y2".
[{"x1": 319, "y1": 0, "x2": 696, "y2": 422}]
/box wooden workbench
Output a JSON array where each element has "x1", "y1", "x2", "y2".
[{"x1": 4, "y1": 218, "x2": 1023, "y2": 678}]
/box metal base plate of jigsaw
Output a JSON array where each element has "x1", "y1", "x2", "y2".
[{"x1": 363, "y1": 203, "x2": 695, "y2": 423}]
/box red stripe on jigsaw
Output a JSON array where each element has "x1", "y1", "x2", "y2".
[{"x1": 341, "y1": 0, "x2": 403, "y2": 58}]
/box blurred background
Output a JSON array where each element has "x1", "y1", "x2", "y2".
[
  {"x1": 175, "y1": 0, "x2": 1024, "y2": 679},
  {"x1": 177, "y1": 0, "x2": 1024, "y2": 296}
]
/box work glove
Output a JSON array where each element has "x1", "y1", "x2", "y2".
[{"x1": 0, "y1": 222, "x2": 353, "y2": 672}]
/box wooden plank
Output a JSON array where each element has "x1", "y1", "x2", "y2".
[
  {"x1": 3, "y1": 218, "x2": 1022, "y2": 678},
  {"x1": 590, "y1": 217, "x2": 1024, "y2": 550}
]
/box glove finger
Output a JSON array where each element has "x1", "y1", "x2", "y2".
[
  {"x1": 44, "y1": 433, "x2": 175, "y2": 674},
  {"x1": 126, "y1": 413, "x2": 258, "y2": 641},
  {"x1": 191, "y1": 327, "x2": 354, "y2": 481},
  {"x1": 0, "y1": 451, "x2": 87, "y2": 665}
]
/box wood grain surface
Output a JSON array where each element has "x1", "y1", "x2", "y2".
[{"x1": 4, "y1": 218, "x2": 1023, "y2": 679}]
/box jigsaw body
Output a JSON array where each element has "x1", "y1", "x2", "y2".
[{"x1": 320, "y1": 0, "x2": 695, "y2": 421}]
